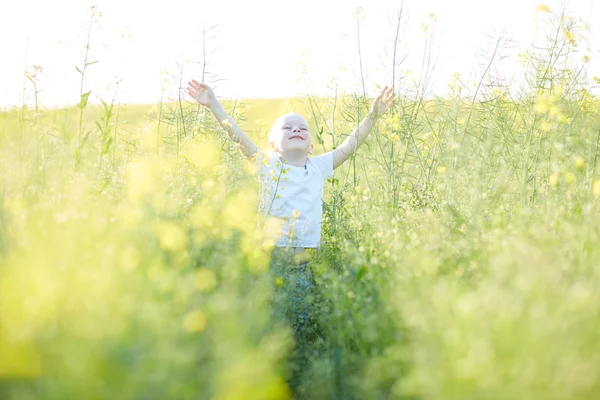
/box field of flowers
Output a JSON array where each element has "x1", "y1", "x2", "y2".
[{"x1": 1, "y1": 8, "x2": 600, "y2": 400}]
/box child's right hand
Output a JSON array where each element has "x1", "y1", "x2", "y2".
[
  {"x1": 186, "y1": 79, "x2": 259, "y2": 160},
  {"x1": 187, "y1": 80, "x2": 218, "y2": 108}
]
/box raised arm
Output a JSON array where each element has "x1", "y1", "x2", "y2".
[
  {"x1": 332, "y1": 86, "x2": 394, "y2": 170},
  {"x1": 187, "y1": 80, "x2": 259, "y2": 160}
]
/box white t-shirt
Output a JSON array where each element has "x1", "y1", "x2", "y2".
[{"x1": 255, "y1": 150, "x2": 333, "y2": 248}]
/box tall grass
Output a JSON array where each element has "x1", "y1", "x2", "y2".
[{"x1": 1, "y1": 4, "x2": 600, "y2": 400}]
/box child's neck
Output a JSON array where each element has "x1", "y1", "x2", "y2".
[{"x1": 277, "y1": 149, "x2": 308, "y2": 167}]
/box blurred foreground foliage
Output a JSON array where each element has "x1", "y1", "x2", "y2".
[{"x1": 1, "y1": 9, "x2": 600, "y2": 399}]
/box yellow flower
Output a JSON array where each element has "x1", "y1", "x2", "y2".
[
  {"x1": 565, "y1": 172, "x2": 576, "y2": 185},
  {"x1": 539, "y1": 120, "x2": 551, "y2": 132},
  {"x1": 549, "y1": 173, "x2": 559, "y2": 186},
  {"x1": 553, "y1": 85, "x2": 564, "y2": 96},
  {"x1": 194, "y1": 268, "x2": 217, "y2": 292},
  {"x1": 575, "y1": 157, "x2": 585, "y2": 171},
  {"x1": 389, "y1": 115, "x2": 401, "y2": 131},
  {"x1": 291, "y1": 209, "x2": 301, "y2": 219},
  {"x1": 563, "y1": 29, "x2": 576, "y2": 45},
  {"x1": 275, "y1": 277, "x2": 284, "y2": 287},
  {"x1": 437, "y1": 166, "x2": 447, "y2": 174},
  {"x1": 534, "y1": 99, "x2": 548, "y2": 114},
  {"x1": 183, "y1": 310, "x2": 207, "y2": 333},
  {"x1": 158, "y1": 222, "x2": 187, "y2": 253},
  {"x1": 536, "y1": 4, "x2": 551, "y2": 12},
  {"x1": 593, "y1": 180, "x2": 600, "y2": 198},
  {"x1": 558, "y1": 114, "x2": 572, "y2": 124}
]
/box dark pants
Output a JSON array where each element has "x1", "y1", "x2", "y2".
[{"x1": 269, "y1": 247, "x2": 323, "y2": 395}]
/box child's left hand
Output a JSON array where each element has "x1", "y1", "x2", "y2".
[{"x1": 370, "y1": 86, "x2": 394, "y2": 117}]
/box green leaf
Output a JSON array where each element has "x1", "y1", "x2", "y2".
[
  {"x1": 356, "y1": 266, "x2": 366, "y2": 281},
  {"x1": 101, "y1": 136, "x2": 113, "y2": 154},
  {"x1": 77, "y1": 91, "x2": 92, "y2": 109},
  {"x1": 75, "y1": 66, "x2": 82, "y2": 74},
  {"x1": 100, "y1": 98, "x2": 113, "y2": 117},
  {"x1": 82, "y1": 129, "x2": 93, "y2": 143},
  {"x1": 95, "y1": 121, "x2": 104, "y2": 134}
]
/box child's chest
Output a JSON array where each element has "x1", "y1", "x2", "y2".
[
  {"x1": 265, "y1": 170, "x2": 319, "y2": 195},
  {"x1": 260, "y1": 167, "x2": 324, "y2": 211}
]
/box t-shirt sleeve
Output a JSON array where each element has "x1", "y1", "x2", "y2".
[
  {"x1": 251, "y1": 149, "x2": 281, "y2": 178},
  {"x1": 310, "y1": 151, "x2": 334, "y2": 179},
  {"x1": 251, "y1": 148, "x2": 269, "y2": 175}
]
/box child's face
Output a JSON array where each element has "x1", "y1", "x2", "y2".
[{"x1": 269, "y1": 113, "x2": 313, "y2": 155}]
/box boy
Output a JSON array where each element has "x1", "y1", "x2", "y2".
[
  {"x1": 186, "y1": 80, "x2": 394, "y2": 254},
  {"x1": 187, "y1": 80, "x2": 393, "y2": 393}
]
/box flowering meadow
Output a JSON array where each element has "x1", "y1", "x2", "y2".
[{"x1": 1, "y1": 7, "x2": 600, "y2": 400}]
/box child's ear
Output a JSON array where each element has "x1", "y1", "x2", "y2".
[{"x1": 308, "y1": 143, "x2": 314, "y2": 155}]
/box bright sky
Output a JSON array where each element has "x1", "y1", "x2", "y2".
[{"x1": 0, "y1": 0, "x2": 597, "y2": 108}]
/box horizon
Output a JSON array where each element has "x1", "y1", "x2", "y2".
[{"x1": 1, "y1": 0, "x2": 598, "y2": 110}]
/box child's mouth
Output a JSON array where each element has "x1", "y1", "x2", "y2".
[{"x1": 290, "y1": 136, "x2": 304, "y2": 140}]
